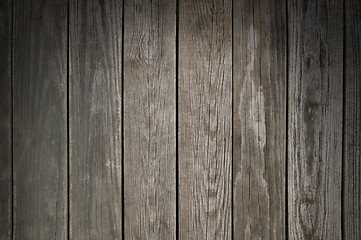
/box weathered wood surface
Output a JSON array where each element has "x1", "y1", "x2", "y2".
[
  {"x1": 123, "y1": 0, "x2": 176, "y2": 239},
  {"x1": 0, "y1": 0, "x2": 12, "y2": 239},
  {"x1": 178, "y1": 0, "x2": 232, "y2": 239},
  {"x1": 12, "y1": 0, "x2": 68, "y2": 239},
  {"x1": 69, "y1": 0, "x2": 123, "y2": 239},
  {"x1": 288, "y1": 0, "x2": 343, "y2": 239},
  {"x1": 344, "y1": 0, "x2": 361, "y2": 239},
  {"x1": 233, "y1": 0, "x2": 287, "y2": 239}
]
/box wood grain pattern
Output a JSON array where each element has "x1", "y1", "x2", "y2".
[
  {"x1": 233, "y1": 0, "x2": 287, "y2": 239},
  {"x1": 344, "y1": 0, "x2": 361, "y2": 238},
  {"x1": 69, "y1": 0, "x2": 123, "y2": 239},
  {"x1": 178, "y1": 0, "x2": 232, "y2": 239},
  {"x1": 123, "y1": 0, "x2": 176, "y2": 239},
  {"x1": 0, "y1": 0, "x2": 12, "y2": 239},
  {"x1": 288, "y1": 0, "x2": 343, "y2": 239},
  {"x1": 12, "y1": 0, "x2": 68, "y2": 239}
]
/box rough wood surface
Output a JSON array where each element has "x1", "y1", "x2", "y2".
[
  {"x1": 178, "y1": 0, "x2": 232, "y2": 239},
  {"x1": 344, "y1": 0, "x2": 361, "y2": 239},
  {"x1": 123, "y1": 0, "x2": 176, "y2": 239},
  {"x1": 0, "y1": 0, "x2": 12, "y2": 239},
  {"x1": 69, "y1": 0, "x2": 123, "y2": 239},
  {"x1": 12, "y1": 0, "x2": 68, "y2": 239},
  {"x1": 288, "y1": 0, "x2": 343, "y2": 239},
  {"x1": 233, "y1": 0, "x2": 287, "y2": 239}
]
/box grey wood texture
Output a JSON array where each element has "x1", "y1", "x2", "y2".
[
  {"x1": 178, "y1": 0, "x2": 232, "y2": 239},
  {"x1": 344, "y1": 0, "x2": 361, "y2": 239},
  {"x1": 288, "y1": 0, "x2": 343, "y2": 239},
  {"x1": 0, "y1": 0, "x2": 12, "y2": 239},
  {"x1": 12, "y1": 0, "x2": 68, "y2": 239},
  {"x1": 123, "y1": 0, "x2": 176, "y2": 239},
  {"x1": 69, "y1": 0, "x2": 123, "y2": 239},
  {"x1": 233, "y1": 0, "x2": 287, "y2": 239}
]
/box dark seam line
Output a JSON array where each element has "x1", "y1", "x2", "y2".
[
  {"x1": 121, "y1": 0, "x2": 125, "y2": 239},
  {"x1": 11, "y1": 0, "x2": 14, "y2": 238},
  {"x1": 231, "y1": 0, "x2": 234, "y2": 239},
  {"x1": 176, "y1": 0, "x2": 179, "y2": 239},
  {"x1": 285, "y1": 0, "x2": 289, "y2": 239},
  {"x1": 341, "y1": 1, "x2": 346, "y2": 239},
  {"x1": 67, "y1": 0, "x2": 70, "y2": 239}
]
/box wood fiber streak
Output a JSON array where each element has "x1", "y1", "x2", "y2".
[
  {"x1": 178, "y1": 0, "x2": 232, "y2": 239},
  {"x1": 344, "y1": 0, "x2": 361, "y2": 239},
  {"x1": 0, "y1": 0, "x2": 12, "y2": 239},
  {"x1": 12, "y1": 0, "x2": 68, "y2": 239},
  {"x1": 69, "y1": 0, "x2": 123, "y2": 239},
  {"x1": 233, "y1": 0, "x2": 287, "y2": 239},
  {"x1": 288, "y1": 0, "x2": 343, "y2": 239},
  {"x1": 123, "y1": 0, "x2": 176, "y2": 239}
]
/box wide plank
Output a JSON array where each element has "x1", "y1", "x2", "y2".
[
  {"x1": 344, "y1": 0, "x2": 361, "y2": 238},
  {"x1": 69, "y1": 0, "x2": 123, "y2": 238},
  {"x1": 123, "y1": 0, "x2": 176, "y2": 238},
  {"x1": 288, "y1": 0, "x2": 343, "y2": 239},
  {"x1": 12, "y1": 0, "x2": 68, "y2": 239},
  {"x1": 178, "y1": 0, "x2": 232, "y2": 239},
  {"x1": 0, "y1": 0, "x2": 12, "y2": 239},
  {"x1": 233, "y1": 0, "x2": 287, "y2": 239}
]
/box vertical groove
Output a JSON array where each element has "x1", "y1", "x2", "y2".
[
  {"x1": 175, "y1": 0, "x2": 179, "y2": 238},
  {"x1": 341, "y1": 0, "x2": 346, "y2": 239},
  {"x1": 285, "y1": 0, "x2": 289, "y2": 239},
  {"x1": 231, "y1": 0, "x2": 234, "y2": 239},
  {"x1": 11, "y1": 0, "x2": 14, "y2": 239},
  {"x1": 67, "y1": 0, "x2": 70, "y2": 239},
  {"x1": 121, "y1": 0, "x2": 125, "y2": 238}
]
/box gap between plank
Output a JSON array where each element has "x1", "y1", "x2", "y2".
[
  {"x1": 67, "y1": 0, "x2": 70, "y2": 239},
  {"x1": 285, "y1": 0, "x2": 289, "y2": 238},
  {"x1": 11, "y1": 0, "x2": 15, "y2": 238},
  {"x1": 341, "y1": 0, "x2": 346, "y2": 239},
  {"x1": 176, "y1": 0, "x2": 179, "y2": 239},
  {"x1": 121, "y1": 0, "x2": 125, "y2": 238}
]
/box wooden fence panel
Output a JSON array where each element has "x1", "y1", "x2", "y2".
[
  {"x1": 288, "y1": 0, "x2": 343, "y2": 239},
  {"x1": 69, "y1": 0, "x2": 123, "y2": 238},
  {"x1": 178, "y1": 0, "x2": 233, "y2": 238},
  {"x1": 123, "y1": 0, "x2": 177, "y2": 239},
  {"x1": 233, "y1": 0, "x2": 287, "y2": 239},
  {"x1": 13, "y1": 0, "x2": 68, "y2": 238}
]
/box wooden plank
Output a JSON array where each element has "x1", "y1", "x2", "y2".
[
  {"x1": 69, "y1": 0, "x2": 123, "y2": 239},
  {"x1": 0, "y1": 0, "x2": 12, "y2": 239},
  {"x1": 288, "y1": 0, "x2": 343, "y2": 239},
  {"x1": 344, "y1": 0, "x2": 361, "y2": 238},
  {"x1": 233, "y1": 0, "x2": 287, "y2": 239},
  {"x1": 123, "y1": 0, "x2": 176, "y2": 238},
  {"x1": 178, "y1": 0, "x2": 232, "y2": 238},
  {"x1": 12, "y1": 0, "x2": 68, "y2": 239}
]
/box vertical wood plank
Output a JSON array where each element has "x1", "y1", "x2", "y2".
[
  {"x1": 12, "y1": 0, "x2": 68, "y2": 239},
  {"x1": 344, "y1": 0, "x2": 361, "y2": 238},
  {"x1": 69, "y1": 0, "x2": 123, "y2": 239},
  {"x1": 0, "y1": 0, "x2": 12, "y2": 239},
  {"x1": 233, "y1": 0, "x2": 287, "y2": 238},
  {"x1": 123, "y1": 0, "x2": 176, "y2": 239},
  {"x1": 178, "y1": 0, "x2": 232, "y2": 239},
  {"x1": 288, "y1": 0, "x2": 343, "y2": 239}
]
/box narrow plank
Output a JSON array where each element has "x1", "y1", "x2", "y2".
[
  {"x1": 12, "y1": 0, "x2": 68, "y2": 239},
  {"x1": 69, "y1": 0, "x2": 123, "y2": 239},
  {"x1": 123, "y1": 0, "x2": 176, "y2": 238},
  {"x1": 0, "y1": 0, "x2": 12, "y2": 239},
  {"x1": 178, "y1": 0, "x2": 232, "y2": 238},
  {"x1": 288, "y1": 0, "x2": 343, "y2": 239},
  {"x1": 344, "y1": 0, "x2": 361, "y2": 238},
  {"x1": 233, "y1": 0, "x2": 287, "y2": 238}
]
